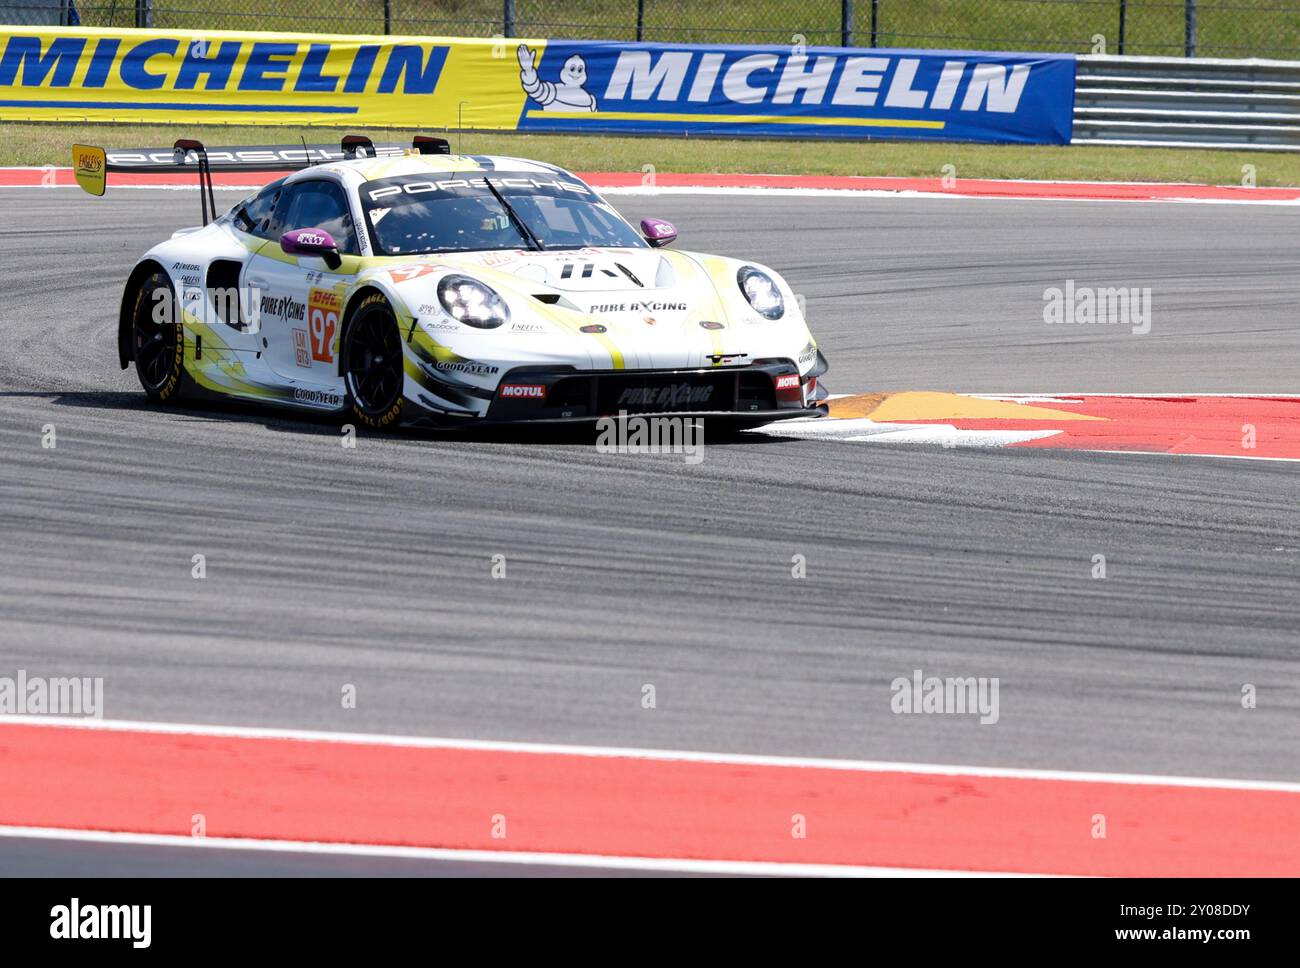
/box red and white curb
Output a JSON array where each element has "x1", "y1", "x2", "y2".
[
  {"x1": 3, "y1": 167, "x2": 1300, "y2": 205},
  {"x1": 761, "y1": 393, "x2": 1300, "y2": 462},
  {"x1": 1, "y1": 717, "x2": 1297, "y2": 876}
]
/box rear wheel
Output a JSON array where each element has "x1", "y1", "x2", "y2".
[
  {"x1": 130, "y1": 270, "x2": 187, "y2": 403},
  {"x1": 342, "y1": 292, "x2": 405, "y2": 429}
]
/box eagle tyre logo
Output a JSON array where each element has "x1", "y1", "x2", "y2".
[
  {"x1": 343, "y1": 292, "x2": 405, "y2": 430},
  {"x1": 518, "y1": 44, "x2": 595, "y2": 112},
  {"x1": 134, "y1": 274, "x2": 185, "y2": 403}
]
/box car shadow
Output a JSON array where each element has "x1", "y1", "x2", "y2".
[{"x1": 0, "y1": 390, "x2": 791, "y2": 447}]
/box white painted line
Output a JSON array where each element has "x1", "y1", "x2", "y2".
[
  {"x1": 1, "y1": 165, "x2": 1293, "y2": 191},
  {"x1": 0, "y1": 183, "x2": 263, "y2": 192},
  {"x1": 3, "y1": 716, "x2": 1298, "y2": 793},
  {"x1": 842, "y1": 427, "x2": 1062, "y2": 447},
  {"x1": 974, "y1": 392, "x2": 1300, "y2": 400},
  {"x1": 0, "y1": 167, "x2": 1271, "y2": 189},
  {"x1": 596, "y1": 186, "x2": 1300, "y2": 206},
  {"x1": 975, "y1": 395, "x2": 1089, "y2": 403},
  {"x1": 1088, "y1": 449, "x2": 1300, "y2": 464},
  {"x1": 0, "y1": 826, "x2": 1041, "y2": 877},
  {"x1": 6, "y1": 178, "x2": 1300, "y2": 205},
  {"x1": 755, "y1": 417, "x2": 937, "y2": 438}
]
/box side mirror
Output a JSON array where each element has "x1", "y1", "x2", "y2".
[
  {"x1": 281, "y1": 228, "x2": 341, "y2": 270},
  {"x1": 640, "y1": 217, "x2": 677, "y2": 248}
]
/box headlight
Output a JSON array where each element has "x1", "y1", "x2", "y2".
[
  {"x1": 737, "y1": 266, "x2": 784, "y2": 320},
  {"x1": 437, "y1": 275, "x2": 509, "y2": 329}
]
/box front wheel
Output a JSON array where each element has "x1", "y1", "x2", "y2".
[
  {"x1": 130, "y1": 270, "x2": 187, "y2": 403},
  {"x1": 341, "y1": 292, "x2": 405, "y2": 429}
]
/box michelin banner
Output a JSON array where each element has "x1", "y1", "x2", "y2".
[{"x1": 0, "y1": 26, "x2": 1076, "y2": 144}]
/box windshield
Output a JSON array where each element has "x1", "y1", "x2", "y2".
[{"x1": 359, "y1": 171, "x2": 647, "y2": 255}]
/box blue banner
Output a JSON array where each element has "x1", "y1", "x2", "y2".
[{"x1": 515, "y1": 41, "x2": 1076, "y2": 145}]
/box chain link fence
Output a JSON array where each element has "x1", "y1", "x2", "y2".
[{"x1": 6, "y1": 1, "x2": 1300, "y2": 58}]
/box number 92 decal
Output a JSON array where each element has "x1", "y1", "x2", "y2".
[{"x1": 308, "y1": 288, "x2": 341, "y2": 364}]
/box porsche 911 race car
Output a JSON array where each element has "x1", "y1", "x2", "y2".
[{"x1": 76, "y1": 136, "x2": 829, "y2": 429}]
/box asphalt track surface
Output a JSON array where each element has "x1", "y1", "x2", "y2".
[
  {"x1": 0, "y1": 834, "x2": 699, "y2": 877},
  {"x1": 1, "y1": 186, "x2": 1297, "y2": 874}
]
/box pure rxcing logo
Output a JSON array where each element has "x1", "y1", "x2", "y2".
[{"x1": 616, "y1": 382, "x2": 713, "y2": 408}]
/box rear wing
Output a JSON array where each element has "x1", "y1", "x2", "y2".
[{"x1": 72, "y1": 135, "x2": 451, "y2": 224}]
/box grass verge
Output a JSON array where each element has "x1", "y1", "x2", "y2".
[
  {"x1": 3, "y1": 122, "x2": 1297, "y2": 186},
  {"x1": 57, "y1": 0, "x2": 1300, "y2": 58}
]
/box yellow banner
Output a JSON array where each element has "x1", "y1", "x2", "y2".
[{"x1": 0, "y1": 26, "x2": 538, "y2": 127}]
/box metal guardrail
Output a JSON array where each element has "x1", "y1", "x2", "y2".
[{"x1": 1074, "y1": 54, "x2": 1300, "y2": 151}]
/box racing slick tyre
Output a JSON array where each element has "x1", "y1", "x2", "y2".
[
  {"x1": 129, "y1": 269, "x2": 188, "y2": 404},
  {"x1": 342, "y1": 292, "x2": 406, "y2": 429}
]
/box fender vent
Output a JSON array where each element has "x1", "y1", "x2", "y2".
[{"x1": 205, "y1": 259, "x2": 247, "y2": 328}]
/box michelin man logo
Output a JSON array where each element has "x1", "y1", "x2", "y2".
[{"x1": 518, "y1": 44, "x2": 596, "y2": 112}]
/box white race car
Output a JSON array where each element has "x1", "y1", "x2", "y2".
[{"x1": 77, "y1": 136, "x2": 829, "y2": 429}]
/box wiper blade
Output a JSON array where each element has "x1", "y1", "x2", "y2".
[{"x1": 482, "y1": 176, "x2": 543, "y2": 251}]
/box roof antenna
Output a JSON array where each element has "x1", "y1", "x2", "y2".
[{"x1": 301, "y1": 135, "x2": 314, "y2": 166}]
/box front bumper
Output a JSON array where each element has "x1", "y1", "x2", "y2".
[{"x1": 482, "y1": 359, "x2": 826, "y2": 425}]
